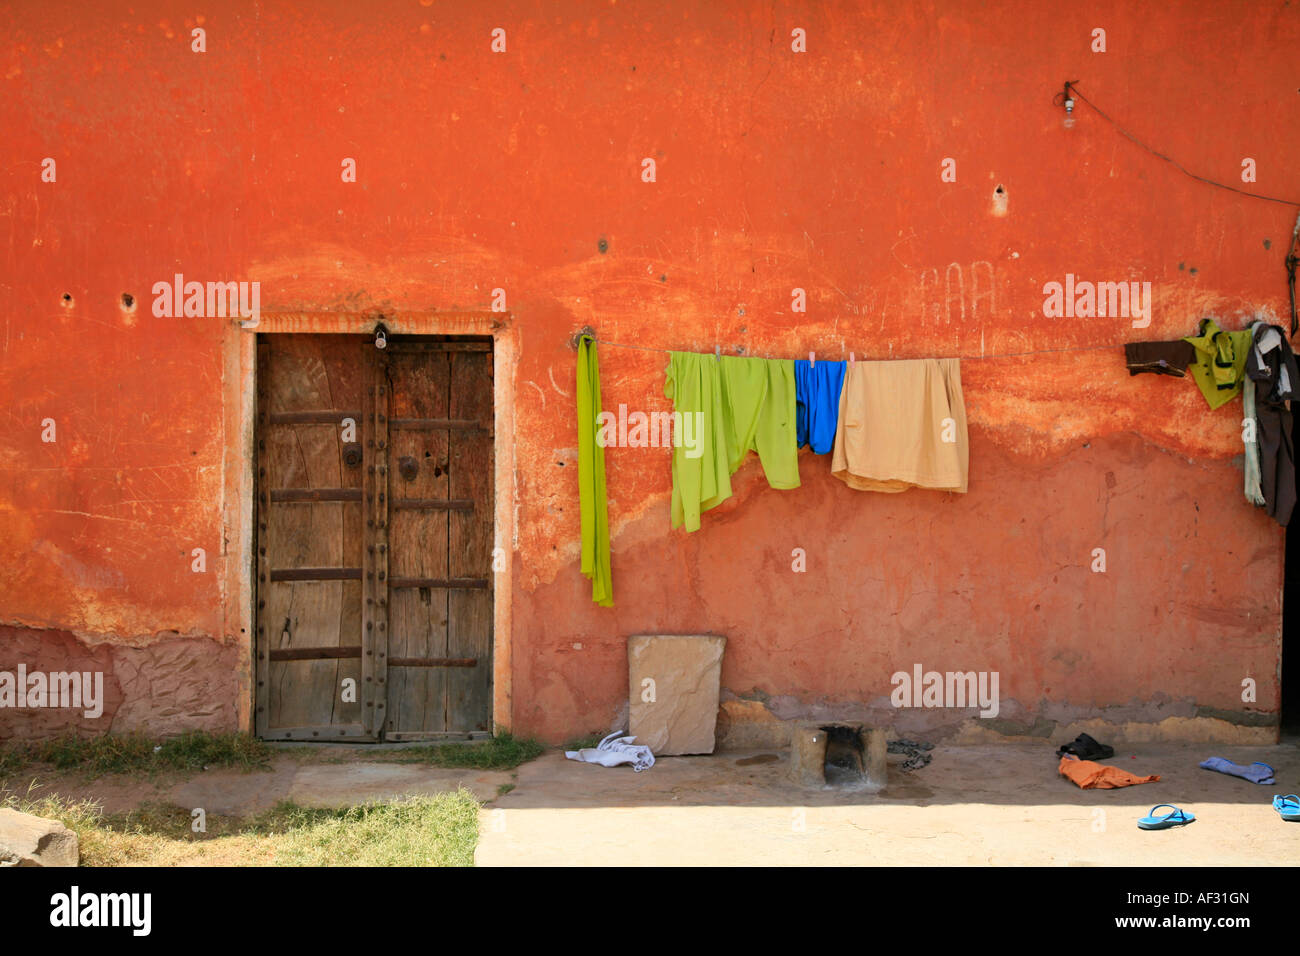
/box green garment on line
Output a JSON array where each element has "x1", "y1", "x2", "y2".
[
  {"x1": 664, "y1": 352, "x2": 800, "y2": 532},
  {"x1": 1183, "y1": 318, "x2": 1252, "y2": 410},
  {"x1": 576, "y1": 336, "x2": 613, "y2": 606}
]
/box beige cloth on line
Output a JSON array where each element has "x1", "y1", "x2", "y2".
[{"x1": 830, "y1": 358, "x2": 969, "y2": 493}]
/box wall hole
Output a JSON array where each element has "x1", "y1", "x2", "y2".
[{"x1": 991, "y1": 183, "x2": 1009, "y2": 217}]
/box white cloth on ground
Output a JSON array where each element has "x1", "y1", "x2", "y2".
[{"x1": 564, "y1": 730, "x2": 655, "y2": 772}]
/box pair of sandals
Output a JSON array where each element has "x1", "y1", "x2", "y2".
[{"x1": 1137, "y1": 795, "x2": 1300, "y2": 830}]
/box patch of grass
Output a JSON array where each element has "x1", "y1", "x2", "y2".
[
  {"x1": 263, "y1": 793, "x2": 480, "y2": 866},
  {"x1": 389, "y1": 732, "x2": 544, "y2": 770},
  {"x1": 0, "y1": 745, "x2": 25, "y2": 775},
  {"x1": 106, "y1": 801, "x2": 217, "y2": 835},
  {"x1": 2, "y1": 786, "x2": 480, "y2": 867},
  {"x1": 562, "y1": 731, "x2": 607, "y2": 752},
  {"x1": 496, "y1": 783, "x2": 515, "y2": 797},
  {"x1": 9, "y1": 731, "x2": 271, "y2": 778},
  {"x1": 29, "y1": 734, "x2": 157, "y2": 774}
]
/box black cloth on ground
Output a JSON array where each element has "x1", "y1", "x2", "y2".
[{"x1": 1055, "y1": 733, "x2": 1115, "y2": 761}]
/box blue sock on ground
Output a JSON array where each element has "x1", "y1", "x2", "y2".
[{"x1": 1199, "y1": 756, "x2": 1275, "y2": 785}]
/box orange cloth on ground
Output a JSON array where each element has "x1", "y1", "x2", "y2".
[
  {"x1": 830, "y1": 358, "x2": 969, "y2": 493},
  {"x1": 1058, "y1": 755, "x2": 1160, "y2": 789}
]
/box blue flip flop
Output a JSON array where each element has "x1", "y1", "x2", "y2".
[
  {"x1": 1138, "y1": 805, "x2": 1196, "y2": 830},
  {"x1": 1272, "y1": 795, "x2": 1300, "y2": 822}
]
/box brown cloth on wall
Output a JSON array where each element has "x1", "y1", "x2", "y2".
[
  {"x1": 831, "y1": 358, "x2": 968, "y2": 493},
  {"x1": 1058, "y1": 754, "x2": 1160, "y2": 789},
  {"x1": 1124, "y1": 340, "x2": 1195, "y2": 377}
]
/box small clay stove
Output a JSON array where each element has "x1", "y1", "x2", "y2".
[{"x1": 788, "y1": 721, "x2": 886, "y2": 791}]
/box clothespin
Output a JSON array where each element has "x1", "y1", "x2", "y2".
[
  {"x1": 849, "y1": 351, "x2": 855, "y2": 368},
  {"x1": 809, "y1": 350, "x2": 815, "y2": 368},
  {"x1": 715, "y1": 345, "x2": 721, "y2": 361}
]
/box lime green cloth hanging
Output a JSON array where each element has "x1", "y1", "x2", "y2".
[
  {"x1": 664, "y1": 351, "x2": 734, "y2": 531},
  {"x1": 664, "y1": 352, "x2": 800, "y2": 532},
  {"x1": 719, "y1": 355, "x2": 801, "y2": 489},
  {"x1": 576, "y1": 335, "x2": 613, "y2": 606},
  {"x1": 1183, "y1": 318, "x2": 1252, "y2": 410}
]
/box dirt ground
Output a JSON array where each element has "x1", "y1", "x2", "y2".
[
  {"x1": 476, "y1": 742, "x2": 1300, "y2": 866},
  {"x1": 7, "y1": 741, "x2": 1298, "y2": 866},
  {"x1": 3, "y1": 752, "x2": 512, "y2": 816}
]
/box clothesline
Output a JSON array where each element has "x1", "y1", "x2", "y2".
[
  {"x1": 580, "y1": 334, "x2": 1139, "y2": 363},
  {"x1": 575, "y1": 320, "x2": 1296, "y2": 608}
]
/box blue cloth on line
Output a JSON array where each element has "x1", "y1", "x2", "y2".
[
  {"x1": 794, "y1": 359, "x2": 846, "y2": 455},
  {"x1": 1198, "y1": 756, "x2": 1275, "y2": 785}
]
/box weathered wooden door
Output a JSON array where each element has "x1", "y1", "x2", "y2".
[{"x1": 255, "y1": 334, "x2": 494, "y2": 741}]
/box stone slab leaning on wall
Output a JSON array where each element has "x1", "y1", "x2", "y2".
[{"x1": 628, "y1": 634, "x2": 726, "y2": 756}]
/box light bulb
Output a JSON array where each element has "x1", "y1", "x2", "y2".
[{"x1": 1063, "y1": 97, "x2": 1075, "y2": 128}]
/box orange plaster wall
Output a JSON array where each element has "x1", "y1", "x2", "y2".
[{"x1": 1, "y1": 1, "x2": 1293, "y2": 740}]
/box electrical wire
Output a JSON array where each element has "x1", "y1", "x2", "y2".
[
  {"x1": 1066, "y1": 83, "x2": 1300, "y2": 208},
  {"x1": 1063, "y1": 83, "x2": 1300, "y2": 335},
  {"x1": 582, "y1": 334, "x2": 1142, "y2": 362}
]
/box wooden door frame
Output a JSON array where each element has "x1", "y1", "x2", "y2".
[{"x1": 222, "y1": 312, "x2": 516, "y2": 740}]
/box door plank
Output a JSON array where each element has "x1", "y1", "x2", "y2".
[
  {"x1": 270, "y1": 567, "x2": 363, "y2": 581},
  {"x1": 389, "y1": 657, "x2": 477, "y2": 667},
  {"x1": 270, "y1": 410, "x2": 364, "y2": 425},
  {"x1": 390, "y1": 418, "x2": 487, "y2": 431},
  {"x1": 388, "y1": 341, "x2": 491, "y2": 352},
  {"x1": 389, "y1": 576, "x2": 488, "y2": 589},
  {"x1": 255, "y1": 341, "x2": 273, "y2": 737},
  {"x1": 391, "y1": 499, "x2": 474, "y2": 511},
  {"x1": 447, "y1": 347, "x2": 495, "y2": 733},
  {"x1": 269, "y1": 646, "x2": 364, "y2": 661},
  {"x1": 386, "y1": 350, "x2": 451, "y2": 734},
  {"x1": 368, "y1": 348, "x2": 391, "y2": 735},
  {"x1": 271, "y1": 489, "x2": 363, "y2": 503},
  {"x1": 266, "y1": 723, "x2": 368, "y2": 741}
]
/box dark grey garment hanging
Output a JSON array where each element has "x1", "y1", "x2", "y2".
[{"x1": 1246, "y1": 323, "x2": 1298, "y2": 526}]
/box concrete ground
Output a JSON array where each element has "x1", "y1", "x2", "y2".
[
  {"x1": 476, "y1": 742, "x2": 1300, "y2": 866},
  {"x1": 9, "y1": 741, "x2": 1299, "y2": 865}
]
